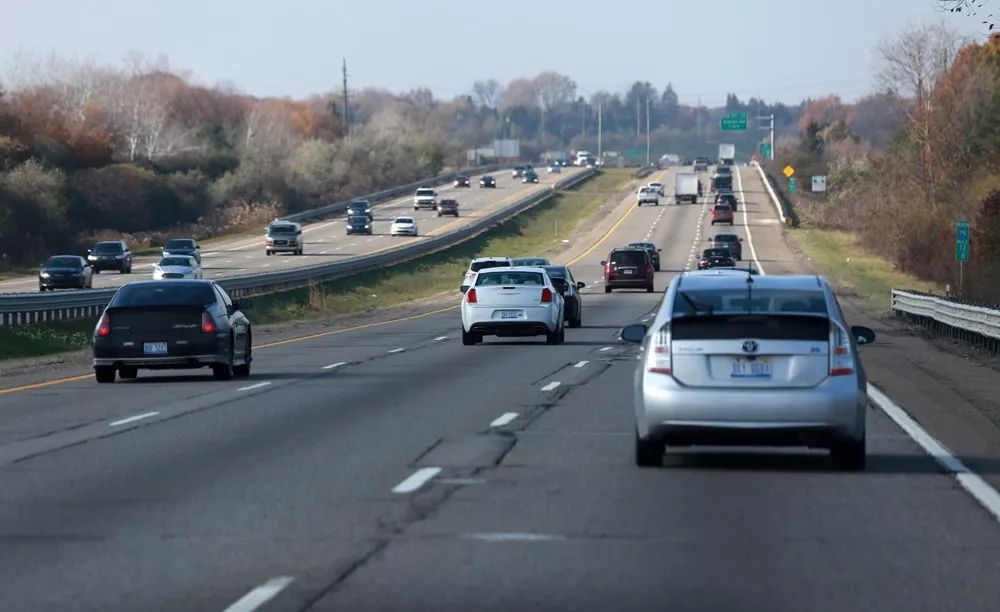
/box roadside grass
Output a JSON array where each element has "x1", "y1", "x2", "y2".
[
  {"x1": 0, "y1": 169, "x2": 632, "y2": 363},
  {"x1": 789, "y1": 228, "x2": 944, "y2": 316}
]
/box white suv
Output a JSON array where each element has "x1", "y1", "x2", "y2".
[
  {"x1": 413, "y1": 187, "x2": 437, "y2": 210},
  {"x1": 461, "y1": 256, "x2": 513, "y2": 293},
  {"x1": 637, "y1": 186, "x2": 659, "y2": 206}
]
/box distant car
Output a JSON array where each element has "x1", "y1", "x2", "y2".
[
  {"x1": 461, "y1": 267, "x2": 565, "y2": 345},
  {"x1": 689, "y1": 266, "x2": 760, "y2": 276},
  {"x1": 480, "y1": 175, "x2": 497, "y2": 188},
  {"x1": 709, "y1": 233, "x2": 743, "y2": 260},
  {"x1": 602, "y1": 248, "x2": 654, "y2": 293},
  {"x1": 637, "y1": 186, "x2": 660, "y2": 206},
  {"x1": 413, "y1": 187, "x2": 437, "y2": 211},
  {"x1": 547, "y1": 164, "x2": 561, "y2": 174},
  {"x1": 512, "y1": 257, "x2": 550, "y2": 267},
  {"x1": 92, "y1": 280, "x2": 252, "y2": 383},
  {"x1": 697, "y1": 248, "x2": 736, "y2": 269},
  {"x1": 347, "y1": 199, "x2": 373, "y2": 219},
  {"x1": 648, "y1": 182, "x2": 665, "y2": 196},
  {"x1": 711, "y1": 203, "x2": 735, "y2": 225},
  {"x1": 162, "y1": 238, "x2": 201, "y2": 264},
  {"x1": 454, "y1": 175, "x2": 471, "y2": 188},
  {"x1": 512, "y1": 165, "x2": 526, "y2": 178},
  {"x1": 621, "y1": 273, "x2": 876, "y2": 470},
  {"x1": 542, "y1": 265, "x2": 586, "y2": 328},
  {"x1": 715, "y1": 192, "x2": 738, "y2": 212},
  {"x1": 437, "y1": 199, "x2": 460, "y2": 217},
  {"x1": 390, "y1": 216, "x2": 418, "y2": 236},
  {"x1": 522, "y1": 170, "x2": 540, "y2": 183},
  {"x1": 461, "y1": 256, "x2": 513, "y2": 292},
  {"x1": 39, "y1": 255, "x2": 92, "y2": 291},
  {"x1": 266, "y1": 220, "x2": 303, "y2": 256},
  {"x1": 626, "y1": 242, "x2": 662, "y2": 272},
  {"x1": 693, "y1": 157, "x2": 709, "y2": 172},
  {"x1": 87, "y1": 240, "x2": 132, "y2": 273},
  {"x1": 346, "y1": 215, "x2": 373, "y2": 235},
  {"x1": 153, "y1": 255, "x2": 202, "y2": 279}
]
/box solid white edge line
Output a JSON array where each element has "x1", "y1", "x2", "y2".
[
  {"x1": 734, "y1": 166, "x2": 766, "y2": 276},
  {"x1": 109, "y1": 412, "x2": 159, "y2": 427},
  {"x1": 222, "y1": 576, "x2": 295, "y2": 612},
  {"x1": 392, "y1": 467, "x2": 442, "y2": 494},
  {"x1": 540, "y1": 381, "x2": 561, "y2": 392},
  {"x1": 490, "y1": 412, "x2": 519, "y2": 427},
  {"x1": 574, "y1": 360, "x2": 589, "y2": 368},
  {"x1": 434, "y1": 336, "x2": 449, "y2": 342},
  {"x1": 322, "y1": 361, "x2": 348, "y2": 370},
  {"x1": 237, "y1": 381, "x2": 271, "y2": 392},
  {"x1": 867, "y1": 383, "x2": 1000, "y2": 522}
]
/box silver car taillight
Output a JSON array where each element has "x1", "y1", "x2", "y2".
[
  {"x1": 829, "y1": 321, "x2": 855, "y2": 376},
  {"x1": 646, "y1": 323, "x2": 672, "y2": 375}
]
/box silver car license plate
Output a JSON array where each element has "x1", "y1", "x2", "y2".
[
  {"x1": 499, "y1": 310, "x2": 521, "y2": 319},
  {"x1": 730, "y1": 357, "x2": 771, "y2": 379},
  {"x1": 143, "y1": 342, "x2": 168, "y2": 356}
]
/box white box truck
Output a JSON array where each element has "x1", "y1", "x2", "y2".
[
  {"x1": 718, "y1": 143, "x2": 735, "y2": 166},
  {"x1": 674, "y1": 172, "x2": 700, "y2": 204}
]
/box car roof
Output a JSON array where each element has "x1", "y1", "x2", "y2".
[
  {"x1": 478, "y1": 265, "x2": 549, "y2": 274},
  {"x1": 678, "y1": 273, "x2": 821, "y2": 291},
  {"x1": 123, "y1": 278, "x2": 214, "y2": 286},
  {"x1": 471, "y1": 256, "x2": 511, "y2": 263},
  {"x1": 610, "y1": 247, "x2": 646, "y2": 253}
]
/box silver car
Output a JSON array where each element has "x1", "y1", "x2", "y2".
[{"x1": 621, "y1": 273, "x2": 876, "y2": 470}]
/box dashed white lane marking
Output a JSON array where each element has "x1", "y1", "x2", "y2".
[
  {"x1": 238, "y1": 381, "x2": 271, "y2": 392},
  {"x1": 434, "y1": 336, "x2": 449, "y2": 342},
  {"x1": 222, "y1": 576, "x2": 294, "y2": 612},
  {"x1": 322, "y1": 361, "x2": 347, "y2": 370},
  {"x1": 392, "y1": 467, "x2": 442, "y2": 494},
  {"x1": 490, "y1": 412, "x2": 519, "y2": 427},
  {"x1": 461, "y1": 532, "x2": 567, "y2": 542},
  {"x1": 109, "y1": 412, "x2": 159, "y2": 427},
  {"x1": 540, "y1": 381, "x2": 561, "y2": 392},
  {"x1": 574, "y1": 361, "x2": 589, "y2": 368},
  {"x1": 599, "y1": 346, "x2": 613, "y2": 352},
  {"x1": 387, "y1": 347, "x2": 405, "y2": 354},
  {"x1": 867, "y1": 384, "x2": 1000, "y2": 523}
]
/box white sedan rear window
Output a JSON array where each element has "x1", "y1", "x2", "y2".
[{"x1": 476, "y1": 272, "x2": 545, "y2": 287}]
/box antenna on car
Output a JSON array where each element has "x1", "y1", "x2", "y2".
[{"x1": 745, "y1": 264, "x2": 754, "y2": 314}]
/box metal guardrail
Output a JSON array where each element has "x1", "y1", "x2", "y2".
[
  {"x1": 891, "y1": 289, "x2": 1000, "y2": 350},
  {"x1": 0, "y1": 169, "x2": 597, "y2": 326},
  {"x1": 751, "y1": 160, "x2": 789, "y2": 226}
]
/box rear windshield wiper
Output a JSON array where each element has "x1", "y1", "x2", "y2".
[{"x1": 680, "y1": 291, "x2": 714, "y2": 315}]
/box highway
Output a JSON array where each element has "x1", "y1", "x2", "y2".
[
  {"x1": 0, "y1": 165, "x2": 999, "y2": 611},
  {"x1": 0, "y1": 168, "x2": 583, "y2": 294}
]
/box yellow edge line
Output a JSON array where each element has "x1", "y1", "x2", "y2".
[{"x1": 0, "y1": 373, "x2": 93, "y2": 397}]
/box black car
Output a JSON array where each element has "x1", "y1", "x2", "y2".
[
  {"x1": 697, "y1": 247, "x2": 735, "y2": 269},
  {"x1": 480, "y1": 175, "x2": 497, "y2": 188},
  {"x1": 346, "y1": 215, "x2": 373, "y2": 235},
  {"x1": 711, "y1": 173, "x2": 733, "y2": 192},
  {"x1": 346, "y1": 199, "x2": 373, "y2": 219},
  {"x1": 162, "y1": 238, "x2": 201, "y2": 264},
  {"x1": 543, "y1": 265, "x2": 586, "y2": 328},
  {"x1": 92, "y1": 280, "x2": 252, "y2": 383},
  {"x1": 708, "y1": 233, "x2": 743, "y2": 260},
  {"x1": 453, "y1": 175, "x2": 471, "y2": 188},
  {"x1": 87, "y1": 240, "x2": 132, "y2": 273},
  {"x1": 39, "y1": 255, "x2": 92, "y2": 291},
  {"x1": 522, "y1": 170, "x2": 540, "y2": 184},
  {"x1": 715, "y1": 192, "x2": 738, "y2": 212},
  {"x1": 626, "y1": 242, "x2": 662, "y2": 272}
]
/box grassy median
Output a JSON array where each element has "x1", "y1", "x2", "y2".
[
  {"x1": 0, "y1": 169, "x2": 632, "y2": 363},
  {"x1": 789, "y1": 228, "x2": 944, "y2": 315}
]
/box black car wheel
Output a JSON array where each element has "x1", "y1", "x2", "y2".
[
  {"x1": 213, "y1": 343, "x2": 234, "y2": 380},
  {"x1": 119, "y1": 366, "x2": 138, "y2": 379},
  {"x1": 93, "y1": 268, "x2": 100, "y2": 274},
  {"x1": 461, "y1": 328, "x2": 481, "y2": 346},
  {"x1": 39, "y1": 285, "x2": 45, "y2": 292},
  {"x1": 233, "y1": 335, "x2": 251, "y2": 378},
  {"x1": 647, "y1": 283, "x2": 654, "y2": 293},
  {"x1": 95, "y1": 367, "x2": 116, "y2": 383},
  {"x1": 635, "y1": 430, "x2": 665, "y2": 467},
  {"x1": 605, "y1": 286, "x2": 612, "y2": 293}
]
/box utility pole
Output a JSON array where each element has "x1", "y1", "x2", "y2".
[
  {"x1": 645, "y1": 97, "x2": 651, "y2": 166},
  {"x1": 597, "y1": 97, "x2": 603, "y2": 161},
  {"x1": 342, "y1": 58, "x2": 350, "y2": 143},
  {"x1": 636, "y1": 97, "x2": 641, "y2": 140},
  {"x1": 756, "y1": 113, "x2": 775, "y2": 160}
]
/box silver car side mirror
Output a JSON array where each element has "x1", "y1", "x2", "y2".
[{"x1": 620, "y1": 324, "x2": 648, "y2": 343}]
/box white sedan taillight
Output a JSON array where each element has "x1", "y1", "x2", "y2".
[
  {"x1": 829, "y1": 321, "x2": 855, "y2": 376},
  {"x1": 646, "y1": 323, "x2": 672, "y2": 375}
]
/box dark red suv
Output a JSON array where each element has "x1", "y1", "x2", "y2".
[{"x1": 601, "y1": 248, "x2": 654, "y2": 293}]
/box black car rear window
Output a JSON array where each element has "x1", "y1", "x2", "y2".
[
  {"x1": 713, "y1": 235, "x2": 739, "y2": 243},
  {"x1": 610, "y1": 251, "x2": 648, "y2": 266},
  {"x1": 111, "y1": 283, "x2": 216, "y2": 308},
  {"x1": 671, "y1": 314, "x2": 830, "y2": 341},
  {"x1": 94, "y1": 242, "x2": 123, "y2": 253},
  {"x1": 165, "y1": 239, "x2": 195, "y2": 249},
  {"x1": 703, "y1": 248, "x2": 731, "y2": 258},
  {"x1": 542, "y1": 266, "x2": 568, "y2": 279},
  {"x1": 348, "y1": 216, "x2": 368, "y2": 224}
]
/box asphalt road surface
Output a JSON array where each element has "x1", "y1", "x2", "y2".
[
  {"x1": 0, "y1": 166, "x2": 998, "y2": 611},
  {"x1": 0, "y1": 168, "x2": 582, "y2": 294}
]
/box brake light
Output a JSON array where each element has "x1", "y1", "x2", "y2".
[
  {"x1": 466, "y1": 288, "x2": 478, "y2": 304},
  {"x1": 201, "y1": 311, "x2": 217, "y2": 334},
  {"x1": 541, "y1": 287, "x2": 553, "y2": 303},
  {"x1": 647, "y1": 323, "x2": 672, "y2": 374},
  {"x1": 96, "y1": 312, "x2": 111, "y2": 337},
  {"x1": 829, "y1": 322, "x2": 854, "y2": 376}
]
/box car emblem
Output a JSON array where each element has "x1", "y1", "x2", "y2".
[{"x1": 741, "y1": 340, "x2": 759, "y2": 353}]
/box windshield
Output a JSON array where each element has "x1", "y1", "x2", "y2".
[
  {"x1": 159, "y1": 257, "x2": 194, "y2": 267},
  {"x1": 672, "y1": 288, "x2": 828, "y2": 317},
  {"x1": 110, "y1": 283, "x2": 216, "y2": 307},
  {"x1": 475, "y1": 271, "x2": 545, "y2": 286},
  {"x1": 394, "y1": 218, "x2": 414, "y2": 224},
  {"x1": 470, "y1": 260, "x2": 509, "y2": 272},
  {"x1": 513, "y1": 258, "x2": 548, "y2": 266},
  {"x1": 348, "y1": 216, "x2": 368, "y2": 224},
  {"x1": 416, "y1": 189, "x2": 434, "y2": 196},
  {"x1": 165, "y1": 239, "x2": 195, "y2": 249},
  {"x1": 628, "y1": 243, "x2": 654, "y2": 250},
  {"x1": 93, "y1": 242, "x2": 123, "y2": 253},
  {"x1": 268, "y1": 225, "x2": 297, "y2": 234},
  {"x1": 47, "y1": 256, "x2": 81, "y2": 268}
]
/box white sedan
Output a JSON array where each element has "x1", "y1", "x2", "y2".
[
  {"x1": 461, "y1": 267, "x2": 565, "y2": 345},
  {"x1": 390, "y1": 216, "x2": 418, "y2": 236},
  {"x1": 152, "y1": 255, "x2": 202, "y2": 280}
]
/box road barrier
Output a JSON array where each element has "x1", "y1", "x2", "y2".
[
  {"x1": 0, "y1": 169, "x2": 596, "y2": 326},
  {"x1": 891, "y1": 289, "x2": 1000, "y2": 354},
  {"x1": 750, "y1": 161, "x2": 789, "y2": 226}
]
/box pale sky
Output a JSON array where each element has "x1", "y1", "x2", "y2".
[{"x1": 1, "y1": 0, "x2": 988, "y2": 105}]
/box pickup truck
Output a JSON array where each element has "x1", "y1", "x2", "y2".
[
  {"x1": 413, "y1": 187, "x2": 437, "y2": 210},
  {"x1": 637, "y1": 186, "x2": 660, "y2": 206}
]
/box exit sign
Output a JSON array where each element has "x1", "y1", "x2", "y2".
[{"x1": 720, "y1": 113, "x2": 747, "y2": 131}]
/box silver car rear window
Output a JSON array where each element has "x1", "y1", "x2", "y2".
[
  {"x1": 476, "y1": 271, "x2": 544, "y2": 286},
  {"x1": 672, "y1": 289, "x2": 828, "y2": 317},
  {"x1": 671, "y1": 314, "x2": 830, "y2": 341}
]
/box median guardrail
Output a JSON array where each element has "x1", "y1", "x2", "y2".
[
  {"x1": 0, "y1": 168, "x2": 596, "y2": 326},
  {"x1": 891, "y1": 289, "x2": 1000, "y2": 353},
  {"x1": 750, "y1": 161, "x2": 789, "y2": 226}
]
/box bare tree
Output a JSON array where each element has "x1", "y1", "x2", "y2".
[
  {"x1": 937, "y1": 0, "x2": 996, "y2": 31},
  {"x1": 472, "y1": 79, "x2": 502, "y2": 109}
]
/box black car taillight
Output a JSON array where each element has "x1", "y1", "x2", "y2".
[
  {"x1": 96, "y1": 312, "x2": 111, "y2": 337},
  {"x1": 201, "y1": 311, "x2": 217, "y2": 334}
]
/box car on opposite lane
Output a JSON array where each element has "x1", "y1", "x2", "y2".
[
  {"x1": 522, "y1": 170, "x2": 540, "y2": 184},
  {"x1": 413, "y1": 187, "x2": 437, "y2": 211},
  {"x1": 347, "y1": 199, "x2": 373, "y2": 219},
  {"x1": 454, "y1": 175, "x2": 471, "y2": 188},
  {"x1": 542, "y1": 265, "x2": 586, "y2": 327},
  {"x1": 437, "y1": 199, "x2": 460, "y2": 217},
  {"x1": 162, "y1": 238, "x2": 201, "y2": 264},
  {"x1": 621, "y1": 273, "x2": 876, "y2": 470},
  {"x1": 626, "y1": 242, "x2": 662, "y2": 272},
  {"x1": 346, "y1": 215, "x2": 373, "y2": 235},
  {"x1": 547, "y1": 164, "x2": 561, "y2": 174},
  {"x1": 461, "y1": 256, "x2": 513, "y2": 292},
  {"x1": 39, "y1": 255, "x2": 93, "y2": 291},
  {"x1": 602, "y1": 248, "x2": 655, "y2": 293},
  {"x1": 390, "y1": 216, "x2": 418, "y2": 237},
  {"x1": 480, "y1": 175, "x2": 497, "y2": 188},
  {"x1": 87, "y1": 240, "x2": 133, "y2": 274},
  {"x1": 265, "y1": 220, "x2": 304, "y2": 256},
  {"x1": 708, "y1": 233, "x2": 743, "y2": 260},
  {"x1": 92, "y1": 279, "x2": 252, "y2": 383},
  {"x1": 711, "y1": 203, "x2": 735, "y2": 225},
  {"x1": 461, "y1": 267, "x2": 565, "y2": 345},
  {"x1": 512, "y1": 165, "x2": 527, "y2": 178},
  {"x1": 152, "y1": 255, "x2": 202, "y2": 280}
]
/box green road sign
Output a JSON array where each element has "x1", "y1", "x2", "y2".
[
  {"x1": 788, "y1": 177, "x2": 797, "y2": 194},
  {"x1": 758, "y1": 143, "x2": 772, "y2": 158},
  {"x1": 956, "y1": 241, "x2": 970, "y2": 262},
  {"x1": 956, "y1": 220, "x2": 970, "y2": 241},
  {"x1": 956, "y1": 220, "x2": 970, "y2": 262},
  {"x1": 721, "y1": 113, "x2": 748, "y2": 131}
]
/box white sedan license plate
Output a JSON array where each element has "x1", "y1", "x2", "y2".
[
  {"x1": 731, "y1": 357, "x2": 771, "y2": 379},
  {"x1": 498, "y1": 310, "x2": 521, "y2": 319},
  {"x1": 143, "y1": 342, "x2": 168, "y2": 356}
]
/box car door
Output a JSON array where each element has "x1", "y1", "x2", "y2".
[{"x1": 214, "y1": 284, "x2": 247, "y2": 354}]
